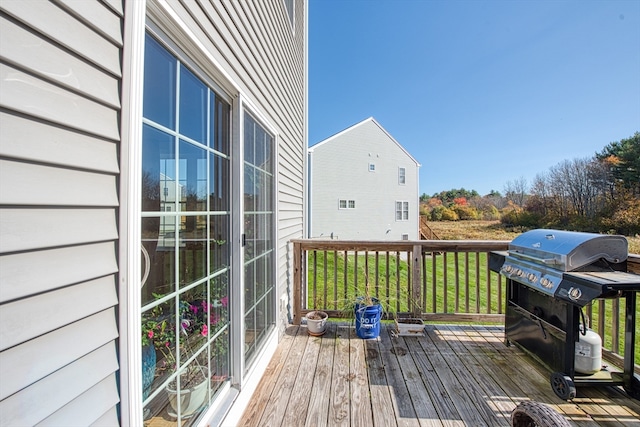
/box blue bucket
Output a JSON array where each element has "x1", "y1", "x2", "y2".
[{"x1": 354, "y1": 299, "x2": 383, "y2": 339}]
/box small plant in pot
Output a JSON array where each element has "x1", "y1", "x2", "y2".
[{"x1": 305, "y1": 310, "x2": 328, "y2": 336}]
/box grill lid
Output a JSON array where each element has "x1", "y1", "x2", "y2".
[{"x1": 508, "y1": 229, "x2": 627, "y2": 272}]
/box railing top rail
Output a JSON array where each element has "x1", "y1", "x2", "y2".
[{"x1": 291, "y1": 239, "x2": 510, "y2": 252}]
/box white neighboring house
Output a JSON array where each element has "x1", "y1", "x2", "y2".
[
  {"x1": 308, "y1": 117, "x2": 421, "y2": 241},
  {"x1": 0, "y1": 1, "x2": 306, "y2": 426}
]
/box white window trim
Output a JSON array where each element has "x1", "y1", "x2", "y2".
[{"x1": 119, "y1": 1, "x2": 147, "y2": 424}]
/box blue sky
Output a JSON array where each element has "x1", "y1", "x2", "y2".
[{"x1": 308, "y1": 0, "x2": 640, "y2": 197}]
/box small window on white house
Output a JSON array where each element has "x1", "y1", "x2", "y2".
[
  {"x1": 398, "y1": 167, "x2": 406, "y2": 185},
  {"x1": 395, "y1": 201, "x2": 409, "y2": 221},
  {"x1": 339, "y1": 199, "x2": 355, "y2": 209},
  {"x1": 369, "y1": 163, "x2": 376, "y2": 172}
]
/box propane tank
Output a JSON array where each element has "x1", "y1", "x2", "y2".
[{"x1": 574, "y1": 325, "x2": 602, "y2": 375}]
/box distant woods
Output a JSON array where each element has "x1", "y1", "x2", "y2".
[{"x1": 421, "y1": 132, "x2": 640, "y2": 236}]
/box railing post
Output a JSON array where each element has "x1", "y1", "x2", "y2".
[
  {"x1": 412, "y1": 244, "x2": 422, "y2": 317},
  {"x1": 293, "y1": 241, "x2": 302, "y2": 325}
]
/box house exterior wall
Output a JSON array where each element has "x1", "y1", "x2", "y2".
[
  {"x1": 0, "y1": 0, "x2": 306, "y2": 425},
  {"x1": 309, "y1": 118, "x2": 420, "y2": 241},
  {"x1": 0, "y1": 0, "x2": 123, "y2": 425}
]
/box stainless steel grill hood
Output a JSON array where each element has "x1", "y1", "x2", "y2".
[{"x1": 508, "y1": 229, "x2": 628, "y2": 272}]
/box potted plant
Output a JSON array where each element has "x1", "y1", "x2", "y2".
[
  {"x1": 305, "y1": 310, "x2": 328, "y2": 336},
  {"x1": 142, "y1": 293, "x2": 229, "y2": 418},
  {"x1": 353, "y1": 292, "x2": 383, "y2": 340}
]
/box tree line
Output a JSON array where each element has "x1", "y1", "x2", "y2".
[{"x1": 420, "y1": 132, "x2": 640, "y2": 236}]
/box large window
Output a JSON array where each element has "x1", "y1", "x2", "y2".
[
  {"x1": 243, "y1": 113, "x2": 275, "y2": 369},
  {"x1": 140, "y1": 33, "x2": 231, "y2": 425},
  {"x1": 396, "y1": 201, "x2": 409, "y2": 221}
]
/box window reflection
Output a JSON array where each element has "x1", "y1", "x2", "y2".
[
  {"x1": 142, "y1": 33, "x2": 231, "y2": 424},
  {"x1": 243, "y1": 113, "x2": 275, "y2": 371}
]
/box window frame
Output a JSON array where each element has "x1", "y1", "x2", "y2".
[
  {"x1": 398, "y1": 167, "x2": 406, "y2": 185},
  {"x1": 338, "y1": 199, "x2": 356, "y2": 209},
  {"x1": 395, "y1": 200, "x2": 409, "y2": 221}
]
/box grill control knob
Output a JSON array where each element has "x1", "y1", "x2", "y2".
[
  {"x1": 527, "y1": 273, "x2": 538, "y2": 283},
  {"x1": 502, "y1": 265, "x2": 513, "y2": 274},
  {"x1": 515, "y1": 269, "x2": 524, "y2": 277},
  {"x1": 540, "y1": 278, "x2": 553, "y2": 289}
]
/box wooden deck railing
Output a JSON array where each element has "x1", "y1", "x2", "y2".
[{"x1": 291, "y1": 239, "x2": 640, "y2": 369}]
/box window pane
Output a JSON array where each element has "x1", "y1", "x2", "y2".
[
  {"x1": 210, "y1": 153, "x2": 229, "y2": 212},
  {"x1": 179, "y1": 140, "x2": 207, "y2": 211},
  {"x1": 143, "y1": 35, "x2": 176, "y2": 129},
  {"x1": 339, "y1": 200, "x2": 346, "y2": 209},
  {"x1": 348, "y1": 200, "x2": 355, "y2": 209},
  {"x1": 142, "y1": 125, "x2": 175, "y2": 212},
  {"x1": 178, "y1": 215, "x2": 207, "y2": 287},
  {"x1": 141, "y1": 217, "x2": 176, "y2": 305},
  {"x1": 179, "y1": 65, "x2": 207, "y2": 143},
  {"x1": 244, "y1": 166, "x2": 256, "y2": 213},
  {"x1": 141, "y1": 298, "x2": 176, "y2": 399},
  {"x1": 210, "y1": 214, "x2": 229, "y2": 273},
  {"x1": 211, "y1": 95, "x2": 230, "y2": 154},
  {"x1": 244, "y1": 115, "x2": 255, "y2": 164}
]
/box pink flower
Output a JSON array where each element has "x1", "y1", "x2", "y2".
[
  {"x1": 147, "y1": 330, "x2": 154, "y2": 339},
  {"x1": 201, "y1": 324, "x2": 208, "y2": 336},
  {"x1": 165, "y1": 341, "x2": 170, "y2": 348},
  {"x1": 210, "y1": 313, "x2": 220, "y2": 325},
  {"x1": 190, "y1": 304, "x2": 199, "y2": 314},
  {"x1": 221, "y1": 296, "x2": 228, "y2": 308}
]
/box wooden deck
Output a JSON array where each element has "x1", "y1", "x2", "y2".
[{"x1": 239, "y1": 323, "x2": 640, "y2": 427}]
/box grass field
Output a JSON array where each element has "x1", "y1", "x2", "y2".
[{"x1": 427, "y1": 220, "x2": 640, "y2": 254}]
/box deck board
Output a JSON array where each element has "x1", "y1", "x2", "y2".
[{"x1": 238, "y1": 323, "x2": 640, "y2": 427}]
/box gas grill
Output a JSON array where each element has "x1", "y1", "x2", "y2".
[{"x1": 489, "y1": 229, "x2": 640, "y2": 400}]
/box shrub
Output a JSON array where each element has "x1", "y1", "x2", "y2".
[
  {"x1": 452, "y1": 204, "x2": 479, "y2": 220},
  {"x1": 431, "y1": 205, "x2": 459, "y2": 221}
]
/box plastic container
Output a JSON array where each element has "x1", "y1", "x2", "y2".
[{"x1": 354, "y1": 299, "x2": 382, "y2": 339}]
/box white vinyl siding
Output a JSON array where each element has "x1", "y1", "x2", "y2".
[{"x1": 0, "y1": 0, "x2": 122, "y2": 425}]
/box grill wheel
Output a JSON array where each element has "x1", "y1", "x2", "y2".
[
  {"x1": 510, "y1": 401, "x2": 571, "y2": 427},
  {"x1": 551, "y1": 372, "x2": 577, "y2": 400}
]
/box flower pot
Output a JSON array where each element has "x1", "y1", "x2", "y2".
[
  {"x1": 395, "y1": 318, "x2": 426, "y2": 336},
  {"x1": 167, "y1": 376, "x2": 208, "y2": 419},
  {"x1": 355, "y1": 299, "x2": 382, "y2": 339},
  {"x1": 306, "y1": 311, "x2": 328, "y2": 336}
]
